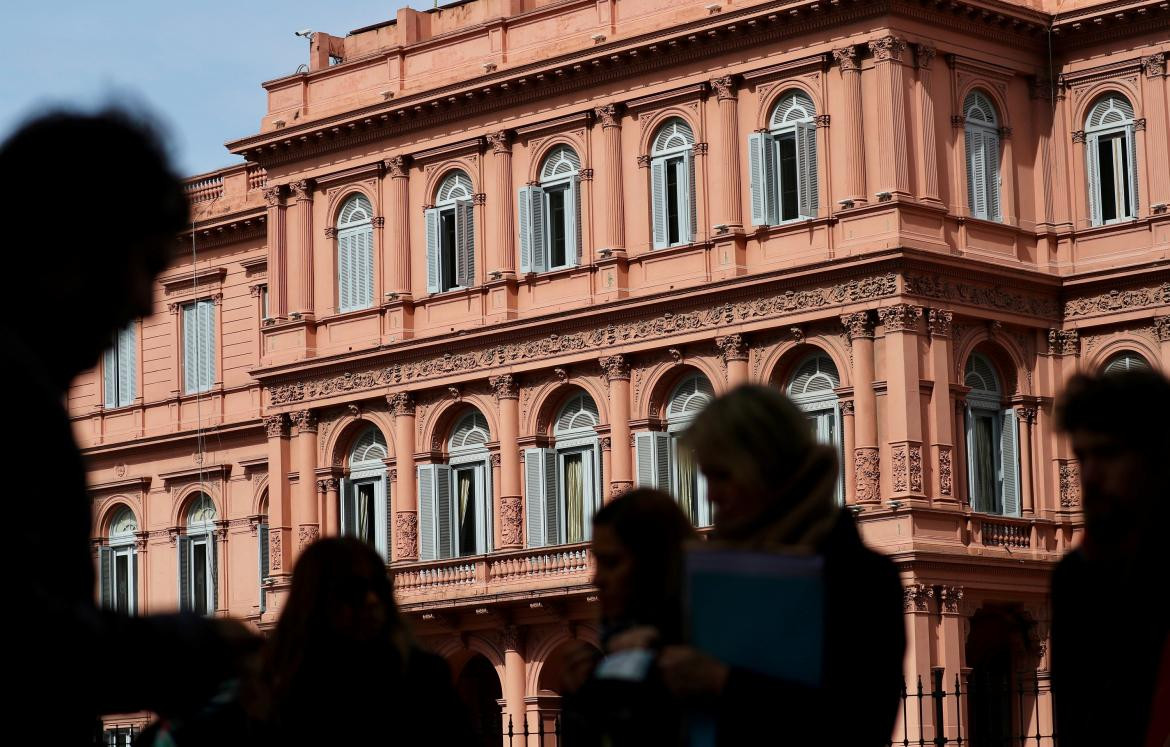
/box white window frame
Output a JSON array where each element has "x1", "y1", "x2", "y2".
[
  {"x1": 1085, "y1": 95, "x2": 1139, "y2": 227},
  {"x1": 786, "y1": 355, "x2": 845, "y2": 506},
  {"x1": 963, "y1": 354, "x2": 1020, "y2": 517},
  {"x1": 749, "y1": 91, "x2": 818, "y2": 226},
  {"x1": 258, "y1": 519, "x2": 269, "y2": 613},
  {"x1": 181, "y1": 299, "x2": 216, "y2": 395},
  {"x1": 448, "y1": 451, "x2": 492, "y2": 557},
  {"x1": 520, "y1": 147, "x2": 581, "y2": 274},
  {"x1": 179, "y1": 496, "x2": 217, "y2": 616},
  {"x1": 103, "y1": 322, "x2": 137, "y2": 409},
  {"x1": 963, "y1": 91, "x2": 1002, "y2": 222},
  {"x1": 650, "y1": 119, "x2": 697, "y2": 250},
  {"x1": 426, "y1": 171, "x2": 475, "y2": 294},
  {"x1": 336, "y1": 194, "x2": 375, "y2": 313},
  {"x1": 101, "y1": 508, "x2": 138, "y2": 615},
  {"x1": 554, "y1": 436, "x2": 601, "y2": 545},
  {"x1": 340, "y1": 428, "x2": 390, "y2": 560}
]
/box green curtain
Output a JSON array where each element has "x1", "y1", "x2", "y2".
[
  {"x1": 458, "y1": 471, "x2": 474, "y2": 553},
  {"x1": 974, "y1": 416, "x2": 997, "y2": 512},
  {"x1": 566, "y1": 455, "x2": 584, "y2": 543},
  {"x1": 676, "y1": 445, "x2": 696, "y2": 525}
]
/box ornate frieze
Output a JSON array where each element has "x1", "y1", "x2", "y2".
[
  {"x1": 1062, "y1": 282, "x2": 1170, "y2": 320},
  {"x1": 854, "y1": 447, "x2": 880, "y2": 503},
  {"x1": 1059, "y1": 461, "x2": 1081, "y2": 508},
  {"x1": 500, "y1": 496, "x2": 523, "y2": 546},
  {"x1": 395, "y1": 512, "x2": 418, "y2": 559},
  {"x1": 938, "y1": 446, "x2": 953, "y2": 496},
  {"x1": 903, "y1": 273, "x2": 1059, "y2": 318}
]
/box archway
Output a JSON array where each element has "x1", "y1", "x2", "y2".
[
  {"x1": 454, "y1": 654, "x2": 502, "y2": 746},
  {"x1": 965, "y1": 605, "x2": 1038, "y2": 746}
]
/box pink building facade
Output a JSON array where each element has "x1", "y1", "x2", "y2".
[{"x1": 79, "y1": 0, "x2": 1168, "y2": 740}]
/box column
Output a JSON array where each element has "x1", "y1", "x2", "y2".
[
  {"x1": 717, "y1": 334, "x2": 749, "y2": 387},
  {"x1": 913, "y1": 45, "x2": 941, "y2": 203},
  {"x1": 385, "y1": 156, "x2": 413, "y2": 297},
  {"x1": 878, "y1": 304, "x2": 925, "y2": 499},
  {"x1": 290, "y1": 411, "x2": 319, "y2": 559},
  {"x1": 842, "y1": 312, "x2": 879, "y2": 502},
  {"x1": 502, "y1": 626, "x2": 527, "y2": 734},
  {"x1": 833, "y1": 45, "x2": 867, "y2": 204},
  {"x1": 902, "y1": 583, "x2": 936, "y2": 697},
  {"x1": 937, "y1": 586, "x2": 967, "y2": 741},
  {"x1": 317, "y1": 477, "x2": 340, "y2": 537},
  {"x1": 487, "y1": 132, "x2": 516, "y2": 276},
  {"x1": 389, "y1": 393, "x2": 418, "y2": 560},
  {"x1": 1016, "y1": 406, "x2": 1036, "y2": 516},
  {"x1": 841, "y1": 400, "x2": 857, "y2": 504},
  {"x1": 1140, "y1": 54, "x2": 1170, "y2": 209},
  {"x1": 868, "y1": 36, "x2": 911, "y2": 197},
  {"x1": 263, "y1": 414, "x2": 292, "y2": 609},
  {"x1": 926, "y1": 311, "x2": 957, "y2": 503},
  {"x1": 262, "y1": 186, "x2": 288, "y2": 319},
  {"x1": 711, "y1": 76, "x2": 744, "y2": 230},
  {"x1": 490, "y1": 375, "x2": 523, "y2": 549},
  {"x1": 290, "y1": 180, "x2": 315, "y2": 315},
  {"x1": 600, "y1": 355, "x2": 632, "y2": 497},
  {"x1": 594, "y1": 104, "x2": 626, "y2": 251}
]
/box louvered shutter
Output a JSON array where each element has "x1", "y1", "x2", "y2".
[
  {"x1": 1126, "y1": 128, "x2": 1139, "y2": 217},
  {"x1": 434, "y1": 464, "x2": 453, "y2": 559},
  {"x1": 356, "y1": 226, "x2": 373, "y2": 309},
  {"x1": 518, "y1": 185, "x2": 543, "y2": 273},
  {"x1": 385, "y1": 478, "x2": 393, "y2": 561},
  {"x1": 103, "y1": 346, "x2": 118, "y2": 408},
  {"x1": 796, "y1": 122, "x2": 818, "y2": 219},
  {"x1": 964, "y1": 405, "x2": 977, "y2": 509},
  {"x1": 199, "y1": 301, "x2": 215, "y2": 391},
  {"x1": 684, "y1": 149, "x2": 698, "y2": 242},
  {"x1": 999, "y1": 409, "x2": 1020, "y2": 517},
  {"x1": 182, "y1": 303, "x2": 198, "y2": 394},
  {"x1": 985, "y1": 129, "x2": 1002, "y2": 222},
  {"x1": 258, "y1": 524, "x2": 269, "y2": 613},
  {"x1": 748, "y1": 132, "x2": 773, "y2": 226},
  {"x1": 568, "y1": 176, "x2": 581, "y2": 266},
  {"x1": 967, "y1": 128, "x2": 987, "y2": 219},
  {"x1": 177, "y1": 536, "x2": 191, "y2": 612},
  {"x1": 1086, "y1": 135, "x2": 1102, "y2": 226},
  {"x1": 118, "y1": 325, "x2": 136, "y2": 406},
  {"x1": 543, "y1": 449, "x2": 560, "y2": 545},
  {"x1": 338, "y1": 231, "x2": 353, "y2": 311},
  {"x1": 424, "y1": 208, "x2": 440, "y2": 293},
  {"x1": 455, "y1": 199, "x2": 474, "y2": 288},
  {"x1": 130, "y1": 550, "x2": 138, "y2": 615},
  {"x1": 99, "y1": 547, "x2": 113, "y2": 609},
  {"x1": 209, "y1": 533, "x2": 218, "y2": 612},
  {"x1": 417, "y1": 466, "x2": 436, "y2": 560},
  {"x1": 651, "y1": 158, "x2": 668, "y2": 249},
  {"x1": 524, "y1": 449, "x2": 547, "y2": 547},
  {"x1": 635, "y1": 432, "x2": 671, "y2": 489}
]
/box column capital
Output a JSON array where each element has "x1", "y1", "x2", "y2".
[
  {"x1": 913, "y1": 43, "x2": 937, "y2": 70},
  {"x1": 263, "y1": 413, "x2": 289, "y2": 438},
  {"x1": 599, "y1": 354, "x2": 631, "y2": 381},
  {"x1": 290, "y1": 179, "x2": 314, "y2": 201},
  {"x1": 1154, "y1": 316, "x2": 1170, "y2": 342},
  {"x1": 486, "y1": 130, "x2": 514, "y2": 153},
  {"x1": 262, "y1": 185, "x2": 285, "y2": 207},
  {"x1": 715, "y1": 333, "x2": 749, "y2": 362},
  {"x1": 1047, "y1": 329, "x2": 1080, "y2": 356},
  {"x1": 1141, "y1": 52, "x2": 1166, "y2": 78},
  {"x1": 593, "y1": 103, "x2": 624, "y2": 128},
  {"x1": 927, "y1": 309, "x2": 953, "y2": 338},
  {"x1": 501, "y1": 624, "x2": 525, "y2": 653},
  {"x1": 489, "y1": 374, "x2": 520, "y2": 400},
  {"x1": 710, "y1": 75, "x2": 740, "y2": 101},
  {"x1": 1015, "y1": 405, "x2": 1037, "y2": 424},
  {"x1": 388, "y1": 392, "x2": 416, "y2": 416},
  {"x1": 317, "y1": 477, "x2": 340, "y2": 493},
  {"x1": 384, "y1": 154, "x2": 412, "y2": 178},
  {"x1": 938, "y1": 585, "x2": 964, "y2": 614},
  {"x1": 840, "y1": 399, "x2": 856, "y2": 416},
  {"x1": 290, "y1": 409, "x2": 318, "y2": 433},
  {"x1": 868, "y1": 35, "x2": 908, "y2": 63},
  {"x1": 832, "y1": 45, "x2": 862, "y2": 72},
  {"x1": 878, "y1": 304, "x2": 923, "y2": 333},
  {"x1": 903, "y1": 583, "x2": 934, "y2": 612},
  {"x1": 840, "y1": 311, "x2": 876, "y2": 340}
]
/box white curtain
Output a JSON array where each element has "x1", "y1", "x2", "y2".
[{"x1": 356, "y1": 486, "x2": 370, "y2": 542}]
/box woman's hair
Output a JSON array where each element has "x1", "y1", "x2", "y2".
[
  {"x1": 679, "y1": 384, "x2": 820, "y2": 489},
  {"x1": 593, "y1": 488, "x2": 696, "y2": 640},
  {"x1": 254, "y1": 538, "x2": 410, "y2": 719}
]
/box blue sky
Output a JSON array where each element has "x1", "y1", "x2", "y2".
[{"x1": 0, "y1": 1, "x2": 405, "y2": 177}]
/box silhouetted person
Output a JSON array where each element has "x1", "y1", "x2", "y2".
[
  {"x1": 663, "y1": 385, "x2": 905, "y2": 746},
  {"x1": 3, "y1": 110, "x2": 259, "y2": 744},
  {"x1": 1052, "y1": 369, "x2": 1170, "y2": 747},
  {"x1": 561, "y1": 488, "x2": 695, "y2": 746}
]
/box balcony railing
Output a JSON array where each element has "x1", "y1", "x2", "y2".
[
  {"x1": 184, "y1": 175, "x2": 224, "y2": 204},
  {"x1": 246, "y1": 165, "x2": 268, "y2": 191},
  {"x1": 392, "y1": 542, "x2": 593, "y2": 601},
  {"x1": 976, "y1": 516, "x2": 1033, "y2": 549}
]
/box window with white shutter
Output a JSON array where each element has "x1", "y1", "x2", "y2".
[
  {"x1": 963, "y1": 354, "x2": 1018, "y2": 516},
  {"x1": 1102, "y1": 351, "x2": 1150, "y2": 375},
  {"x1": 650, "y1": 119, "x2": 696, "y2": 249},
  {"x1": 103, "y1": 322, "x2": 137, "y2": 408},
  {"x1": 336, "y1": 194, "x2": 374, "y2": 312},
  {"x1": 963, "y1": 91, "x2": 1002, "y2": 222},
  {"x1": 182, "y1": 300, "x2": 215, "y2": 394},
  {"x1": 1085, "y1": 94, "x2": 1139, "y2": 226},
  {"x1": 750, "y1": 91, "x2": 818, "y2": 226},
  {"x1": 549, "y1": 393, "x2": 601, "y2": 544},
  {"x1": 520, "y1": 146, "x2": 583, "y2": 272},
  {"x1": 180, "y1": 494, "x2": 217, "y2": 615},
  {"x1": 786, "y1": 354, "x2": 844, "y2": 505},
  {"x1": 102, "y1": 507, "x2": 139, "y2": 614},
  {"x1": 447, "y1": 411, "x2": 492, "y2": 557},
  {"x1": 427, "y1": 171, "x2": 474, "y2": 294},
  {"x1": 342, "y1": 427, "x2": 390, "y2": 559}
]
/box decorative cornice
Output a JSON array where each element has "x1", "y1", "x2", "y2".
[
  {"x1": 488, "y1": 374, "x2": 520, "y2": 400},
  {"x1": 903, "y1": 272, "x2": 1059, "y2": 318},
  {"x1": 868, "y1": 35, "x2": 907, "y2": 63},
  {"x1": 878, "y1": 304, "x2": 923, "y2": 333},
  {"x1": 158, "y1": 266, "x2": 227, "y2": 295},
  {"x1": 841, "y1": 311, "x2": 875, "y2": 340},
  {"x1": 832, "y1": 45, "x2": 861, "y2": 72},
  {"x1": 89, "y1": 476, "x2": 152, "y2": 496},
  {"x1": 514, "y1": 109, "x2": 595, "y2": 141},
  {"x1": 385, "y1": 154, "x2": 412, "y2": 178},
  {"x1": 599, "y1": 354, "x2": 631, "y2": 381},
  {"x1": 159, "y1": 464, "x2": 231, "y2": 486},
  {"x1": 412, "y1": 136, "x2": 486, "y2": 165}
]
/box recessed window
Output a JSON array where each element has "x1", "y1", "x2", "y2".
[
  {"x1": 749, "y1": 90, "x2": 818, "y2": 226},
  {"x1": 99, "y1": 507, "x2": 138, "y2": 614},
  {"x1": 336, "y1": 194, "x2": 374, "y2": 313},
  {"x1": 1084, "y1": 94, "x2": 1139, "y2": 226},
  {"x1": 650, "y1": 119, "x2": 697, "y2": 249},
  {"x1": 964, "y1": 354, "x2": 1020, "y2": 516},
  {"x1": 103, "y1": 322, "x2": 137, "y2": 409},
  {"x1": 426, "y1": 171, "x2": 475, "y2": 293},
  {"x1": 963, "y1": 91, "x2": 1002, "y2": 222},
  {"x1": 181, "y1": 300, "x2": 215, "y2": 395},
  {"x1": 178, "y1": 494, "x2": 217, "y2": 615},
  {"x1": 341, "y1": 428, "x2": 389, "y2": 559},
  {"x1": 1102, "y1": 350, "x2": 1149, "y2": 375},
  {"x1": 526, "y1": 393, "x2": 601, "y2": 547},
  {"x1": 786, "y1": 353, "x2": 844, "y2": 505},
  {"x1": 520, "y1": 146, "x2": 582, "y2": 273},
  {"x1": 636, "y1": 374, "x2": 715, "y2": 525},
  {"x1": 419, "y1": 411, "x2": 491, "y2": 559}
]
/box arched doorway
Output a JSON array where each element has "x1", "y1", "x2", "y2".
[
  {"x1": 454, "y1": 654, "x2": 502, "y2": 746},
  {"x1": 966, "y1": 605, "x2": 1037, "y2": 746}
]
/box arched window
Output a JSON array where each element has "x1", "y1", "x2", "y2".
[
  {"x1": 336, "y1": 194, "x2": 374, "y2": 313},
  {"x1": 99, "y1": 507, "x2": 138, "y2": 614},
  {"x1": 519, "y1": 145, "x2": 582, "y2": 273},
  {"x1": 636, "y1": 374, "x2": 715, "y2": 525},
  {"x1": 526, "y1": 393, "x2": 601, "y2": 547},
  {"x1": 749, "y1": 90, "x2": 818, "y2": 226},
  {"x1": 786, "y1": 353, "x2": 844, "y2": 504},
  {"x1": 419, "y1": 411, "x2": 492, "y2": 559},
  {"x1": 1103, "y1": 350, "x2": 1150, "y2": 375},
  {"x1": 964, "y1": 354, "x2": 1020, "y2": 516},
  {"x1": 179, "y1": 493, "x2": 217, "y2": 615},
  {"x1": 341, "y1": 427, "x2": 390, "y2": 559},
  {"x1": 426, "y1": 170, "x2": 475, "y2": 293},
  {"x1": 257, "y1": 493, "x2": 270, "y2": 614},
  {"x1": 650, "y1": 118, "x2": 697, "y2": 249},
  {"x1": 964, "y1": 91, "x2": 1002, "y2": 222},
  {"x1": 1085, "y1": 94, "x2": 1139, "y2": 226}
]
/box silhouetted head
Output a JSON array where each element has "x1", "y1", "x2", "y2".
[
  {"x1": 0, "y1": 109, "x2": 187, "y2": 387},
  {"x1": 680, "y1": 384, "x2": 837, "y2": 543},
  {"x1": 592, "y1": 488, "x2": 695, "y2": 640},
  {"x1": 1056, "y1": 369, "x2": 1170, "y2": 558}
]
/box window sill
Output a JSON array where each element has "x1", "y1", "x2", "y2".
[
  {"x1": 315, "y1": 305, "x2": 379, "y2": 325},
  {"x1": 521, "y1": 264, "x2": 589, "y2": 283}
]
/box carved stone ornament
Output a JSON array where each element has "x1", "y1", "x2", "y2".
[
  {"x1": 262, "y1": 186, "x2": 283, "y2": 207},
  {"x1": 1142, "y1": 53, "x2": 1166, "y2": 78},
  {"x1": 593, "y1": 104, "x2": 623, "y2": 128},
  {"x1": 1047, "y1": 329, "x2": 1080, "y2": 356},
  {"x1": 903, "y1": 583, "x2": 933, "y2": 612},
  {"x1": 486, "y1": 130, "x2": 513, "y2": 153},
  {"x1": 1072, "y1": 130, "x2": 1086, "y2": 144},
  {"x1": 290, "y1": 179, "x2": 313, "y2": 201},
  {"x1": 554, "y1": 367, "x2": 570, "y2": 383},
  {"x1": 1059, "y1": 462, "x2": 1081, "y2": 508},
  {"x1": 909, "y1": 445, "x2": 923, "y2": 493},
  {"x1": 316, "y1": 478, "x2": 336, "y2": 493},
  {"x1": 854, "y1": 447, "x2": 880, "y2": 503},
  {"x1": 1155, "y1": 316, "x2": 1170, "y2": 342},
  {"x1": 472, "y1": 193, "x2": 487, "y2": 206},
  {"x1": 388, "y1": 392, "x2": 416, "y2": 416},
  {"x1": 1063, "y1": 283, "x2": 1170, "y2": 320},
  {"x1": 840, "y1": 399, "x2": 855, "y2": 416},
  {"x1": 868, "y1": 35, "x2": 907, "y2": 62},
  {"x1": 264, "y1": 414, "x2": 289, "y2": 438},
  {"x1": 298, "y1": 525, "x2": 320, "y2": 551},
  {"x1": 951, "y1": 115, "x2": 967, "y2": 128},
  {"x1": 599, "y1": 354, "x2": 631, "y2": 381},
  {"x1": 489, "y1": 374, "x2": 520, "y2": 400},
  {"x1": 938, "y1": 447, "x2": 953, "y2": 496},
  {"x1": 600, "y1": 436, "x2": 612, "y2": 451},
  {"x1": 938, "y1": 585, "x2": 964, "y2": 613},
  {"x1": 710, "y1": 75, "x2": 738, "y2": 100},
  {"x1": 395, "y1": 512, "x2": 419, "y2": 559},
  {"x1": 636, "y1": 154, "x2": 652, "y2": 168},
  {"x1": 841, "y1": 311, "x2": 875, "y2": 340},
  {"x1": 914, "y1": 44, "x2": 937, "y2": 70},
  {"x1": 501, "y1": 625, "x2": 524, "y2": 652},
  {"x1": 269, "y1": 532, "x2": 282, "y2": 571},
  {"x1": 267, "y1": 274, "x2": 900, "y2": 405},
  {"x1": 609, "y1": 480, "x2": 634, "y2": 498},
  {"x1": 716, "y1": 333, "x2": 749, "y2": 362},
  {"x1": 1015, "y1": 406, "x2": 1037, "y2": 424},
  {"x1": 903, "y1": 273, "x2": 1060, "y2": 318},
  {"x1": 879, "y1": 304, "x2": 923, "y2": 333},
  {"x1": 832, "y1": 45, "x2": 861, "y2": 72},
  {"x1": 500, "y1": 496, "x2": 523, "y2": 546},
  {"x1": 927, "y1": 309, "x2": 953, "y2": 338},
  {"x1": 290, "y1": 409, "x2": 317, "y2": 432}
]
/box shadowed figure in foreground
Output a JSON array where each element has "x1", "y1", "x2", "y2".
[
  {"x1": 1052, "y1": 369, "x2": 1170, "y2": 747},
  {"x1": 2, "y1": 110, "x2": 259, "y2": 744}
]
